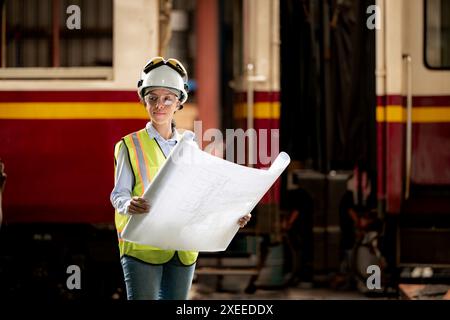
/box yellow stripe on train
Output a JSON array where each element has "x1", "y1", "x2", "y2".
[
  {"x1": 0, "y1": 102, "x2": 147, "y2": 119},
  {"x1": 376, "y1": 106, "x2": 450, "y2": 123},
  {"x1": 233, "y1": 102, "x2": 281, "y2": 120}
]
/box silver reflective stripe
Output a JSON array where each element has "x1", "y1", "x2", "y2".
[{"x1": 131, "y1": 133, "x2": 149, "y2": 190}]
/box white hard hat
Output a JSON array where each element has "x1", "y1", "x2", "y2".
[{"x1": 137, "y1": 57, "x2": 189, "y2": 105}]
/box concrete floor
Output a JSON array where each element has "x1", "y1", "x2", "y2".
[
  {"x1": 189, "y1": 281, "x2": 450, "y2": 300},
  {"x1": 188, "y1": 272, "x2": 393, "y2": 300},
  {"x1": 189, "y1": 284, "x2": 376, "y2": 300}
]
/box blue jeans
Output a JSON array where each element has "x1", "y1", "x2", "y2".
[{"x1": 120, "y1": 253, "x2": 196, "y2": 300}]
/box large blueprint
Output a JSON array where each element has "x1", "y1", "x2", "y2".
[{"x1": 120, "y1": 132, "x2": 290, "y2": 252}]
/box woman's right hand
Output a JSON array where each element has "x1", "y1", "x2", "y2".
[{"x1": 128, "y1": 196, "x2": 150, "y2": 214}]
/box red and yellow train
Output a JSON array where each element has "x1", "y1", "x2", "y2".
[{"x1": 0, "y1": 0, "x2": 449, "y2": 293}]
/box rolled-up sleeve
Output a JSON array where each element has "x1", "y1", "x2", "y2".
[{"x1": 110, "y1": 142, "x2": 134, "y2": 215}]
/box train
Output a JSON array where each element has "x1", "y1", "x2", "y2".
[{"x1": 0, "y1": 0, "x2": 449, "y2": 298}]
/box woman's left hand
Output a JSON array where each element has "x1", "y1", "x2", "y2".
[{"x1": 238, "y1": 213, "x2": 252, "y2": 228}]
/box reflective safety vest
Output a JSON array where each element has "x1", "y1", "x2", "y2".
[{"x1": 114, "y1": 128, "x2": 198, "y2": 265}]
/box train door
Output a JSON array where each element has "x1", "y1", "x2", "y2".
[
  {"x1": 403, "y1": 0, "x2": 450, "y2": 268},
  {"x1": 387, "y1": 0, "x2": 450, "y2": 268},
  {"x1": 219, "y1": 0, "x2": 284, "y2": 288}
]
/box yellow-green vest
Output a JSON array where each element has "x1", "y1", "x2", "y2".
[{"x1": 114, "y1": 128, "x2": 198, "y2": 265}]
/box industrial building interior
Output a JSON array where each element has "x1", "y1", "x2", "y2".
[{"x1": 0, "y1": 0, "x2": 449, "y2": 301}]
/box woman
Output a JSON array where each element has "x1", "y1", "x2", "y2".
[{"x1": 110, "y1": 57, "x2": 251, "y2": 300}]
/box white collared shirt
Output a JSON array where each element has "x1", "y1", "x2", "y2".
[
  {"x1": 110, "y1": 122, "x2": 181, "y2": 214},
  {"x1": 145, "y1": 122, "x2": 180, "y2": 157}
]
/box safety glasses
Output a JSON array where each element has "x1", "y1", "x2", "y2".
[
  {"x1": 144, "y1": 94, "x2": 178, "y2": 107},
  {"x1": 143, "y1": 56, "x2": 187, "y2": 81}
]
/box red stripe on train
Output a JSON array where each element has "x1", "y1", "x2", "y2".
[
  {"x1": 377, "y1": 95, "x2": 450, "y2": 107},
  {"x1": 0, "y1": 119, "x2": 147, "y2": 223},
  {"x1": 234, "y1": 91, "x2": 280, "y2": 103}
]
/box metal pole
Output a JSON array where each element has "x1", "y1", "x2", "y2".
[
  {"x1": 247, "y1": 63, "x2": 255, "y2": 166},
  {"x1": 404, "y1": 54, "x2": 412, "y2": 199}
]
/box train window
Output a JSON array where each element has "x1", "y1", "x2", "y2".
[
  {"x1": 424, "y1": 0, "x2": 450, "y2": 69},
  {"x1": 0, "y1": 0, "x2": 112, "y2": 77}
]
